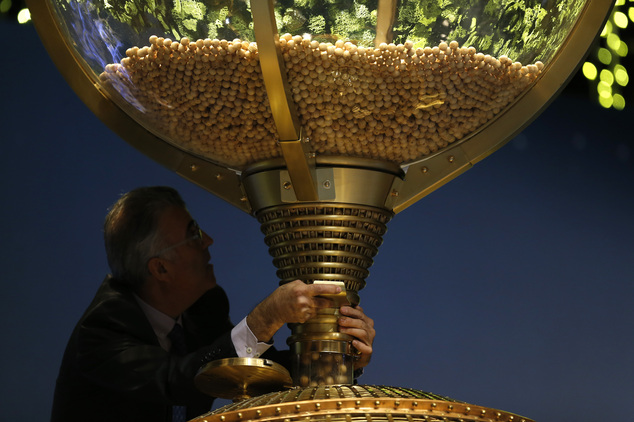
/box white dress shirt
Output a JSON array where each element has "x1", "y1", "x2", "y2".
[{"x1": 134, "y1": 294, "x2": 273, "y2": 357}]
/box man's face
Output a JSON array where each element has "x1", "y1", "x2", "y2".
[{"x1": 155, "y1": 205, "x2": 217, "y2": 300}]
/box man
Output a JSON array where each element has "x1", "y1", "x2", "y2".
[{"x1": 51, "y1": 186, "x2": 375, "y2": 421}]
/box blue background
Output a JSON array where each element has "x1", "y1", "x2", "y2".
[{"x1": 1, "y1": 19, "x2": 633, "y2": 421}]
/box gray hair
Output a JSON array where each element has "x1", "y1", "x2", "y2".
[{"x1": 104, "y1": 186, "x2": 186, "y2": 290}]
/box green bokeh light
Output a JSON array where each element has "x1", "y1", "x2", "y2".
[
  {"x1": 598, "y1": 48, "x2": 613, "y2": 64},
  {"x1": 612, "y1": 94, "x2": 626, "y2": 110},
  {"x1": 16, "y1": 7, "x2": 29, "y2": 24},
  {"x1": 614, "y1": 65, "x2": 629, "y2": 86},
  {"x1": 600, "y1": 69, "x2": 615, "y2": 85},
  {"x1": 583, "y1": 62, "x2": 598, "y2": 80},
  {"x1": 607, "y1": 32, "x2": 621, "y2": 50},
  {"x1": 0, "y1": 0, "x2": 12, "y2": 14},
  {"x1": 599, "y1": 95, "x2": 614, "y2": 108},
  {"x1": 598, "y1": 80, "x2": 613, "y2": 97},
  {"x1": 614, "y1": 11, "x2": 629, "y2": 27}
]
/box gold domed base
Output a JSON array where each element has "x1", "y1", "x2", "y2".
[{"x1": 190, "y1": 385, "x2": 534, "y2": 422}]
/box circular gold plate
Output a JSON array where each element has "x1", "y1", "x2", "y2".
[{"x1": 195, "y1": 357, "x2": 292, "y2": 401}]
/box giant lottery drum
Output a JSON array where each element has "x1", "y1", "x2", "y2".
[{"x1": 28, "y1": 0, "x2": 613, "y2": 420}]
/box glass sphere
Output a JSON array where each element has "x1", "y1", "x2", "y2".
[{"x1": 39, "y1": 0, "x2": 596, "y2": 171}]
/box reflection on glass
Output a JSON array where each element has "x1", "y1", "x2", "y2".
[{"x1": 47, "y1": 0, "x2": 586, "y2": 169}]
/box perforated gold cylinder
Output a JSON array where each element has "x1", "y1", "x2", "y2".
[{"x1": 257, "y1": 203, "x2": 393, "y2": 305}]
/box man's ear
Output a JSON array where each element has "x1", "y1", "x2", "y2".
[{"x1": 147, "y1": 257, "x2": 169, "y2": 281}]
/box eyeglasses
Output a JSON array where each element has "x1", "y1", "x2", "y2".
[{"x1": 153, "y1": 221, "x2": 204, "y2": 258}]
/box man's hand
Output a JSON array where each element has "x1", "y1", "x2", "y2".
[
  {"x1": 247, "y1": 280, "x2": 342, "y2": 342},
  {"x1": 338, "y1": 305, "x2": 375, "y2": 369}
]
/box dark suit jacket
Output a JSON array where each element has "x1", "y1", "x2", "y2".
[{"x1": 51, "y1": 276, "x2": 286, "y2": 422}]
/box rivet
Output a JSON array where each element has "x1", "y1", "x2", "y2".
[
  {"x1": 394, "y1": 401, "x2": 400, "y2": 407},
  {"x1": 448, "y1": 155, "x2": 455, "y2": 163},
  {"x1": 239, "y1": 196, "x2": 247, "y2": 202},
  {"x1": 215, "y1": 173, "x2": 222, "y2": 180},
  {"x1": 509, "y1": 417, "x2": 514, "y2": 421},
  {"x1": 355, "y1": 400, "x2": 361, "y2": 408},
  {"x1": 465, "y1": 407, "x2": 471, "y2": 414},
  {"x1": 256, "y1": 410, "x2": 262, "y2": 417},
  {"x1": 315, "y1": 403, "x2": 321, "y2": 409},
  {"x1": 448, "y1": 405, "x2": 454, "y2": 411},
  {"x1": 481, "y1": 410, "x2": 486, "y2": 415},
  {"x1": 337, "y1": 401, "x2": 343, "y2": 408},
  {"x1": 431, "y1": 403, "x2": 437, "y2": 408},
  {"x1": 283, "y1": 181, "x2": 292, "y2": 190},
  {"x1": 421, "y1": 166, "x2": 429, "y2": 174},
  {"x1": 375, "y1": 400, "x2": 381, "y2": 407},
  {"x1": 391, "y1": 190, "x2": 399, "y2": 197},
  {"x1": 323, "y1": 180, "x2": 331, "y2": 189},
  {"x1": 237, "y1": 413, "x2": 242, "y2": 419},
  {"x1": 309, "y1": 152, "x2": 316, "y2": 158},
  {"x1": 412, "y1": 401, "x2": 418, "y2": 407},
  {"x1": 275, "y1": 408, "x2": 281, "y2": 414},
  {"x1": 220, "y1": 417, "x2": 225, "y2": 422},
  {"x1": 295, "y1": 404, "x2": 301, "y2": 411},
  {"x1": 497, "y1": 412, "x2": 502, "y2": 419},
  {"x1": 190, "y1": 164, "x2": 198, "y2": 171}
]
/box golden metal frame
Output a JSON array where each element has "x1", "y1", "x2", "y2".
[
  {"x1": 251, "y1": 0, "x2": 301, "y2": 142},
  {"x1": 27, "y1": 0, "x2": 614, "y2": 216},
  {"x1": 252, "y1": 0, "x2": 319, "y2": 201},
  {"x1": 376, "y1": 0, "x2": 399, "y2": 46}
]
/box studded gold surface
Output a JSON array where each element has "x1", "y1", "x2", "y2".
[{"x1": 190, "y1": 385, "x2": 534, "y2": 422}]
